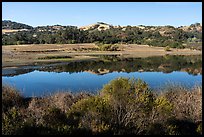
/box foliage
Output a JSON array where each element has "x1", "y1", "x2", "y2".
[
  {"x1": 100, "y1": 78, "x2": 173, "y2": 135},
  {"x1": 2, "y1": 21, "x2": 202, "y2": 49},
  {"x1": 164, "y1": 46, "x2": 171, "y2": 51},
  {"x1": 37, "y1": 55, "x2": 201, "y2": 76},
  {"x1": 163, "y1": 85, "x2": 202, "y2": 122},
  {"x1": 164, "y1": 119, "x2": 199, "y2": 135},
  {"x1": 67, "y1": 96, "x2": 112, "y2": 135},
  {"x1": 1, "y1": 77, "x2": 202, "y2": 135},
  {"x1": 196, "y1": 122, "x2": 202, "y2": 135},
  {"x1": 2, "y1": 107, "x2": 24, "y2": 135},
  {"x1": 2, "y1": 20, "x2": 33, "y2": 29},
  {"x1": 2, "y1": 85, "x2": 24, "y2": 112},
  {"x1": 38, "y1": 55, "x2": 72, "y2": 60},
  {"x1": 96, "y1": 43, "x2": 120, "y2": 51}
]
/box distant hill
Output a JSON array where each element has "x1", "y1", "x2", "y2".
[
  {"x1": 79, "y1": 22, "x2": 113, "y2": 31},
  {"x1": 2, "y1": 20, "x2": 33, "y2": 30},
  {"x1": 34, "y1": 25, "x2": 67, "y2": 32},
  {"x1": 2, "y1": 20, "x2": 202, "y2": 50},
  {"x1": 178, "y1": 23, "x2": 202, "y2": 33},
  {"x1": 79, "y1": 22, "x2": 202, "y2": 36}
]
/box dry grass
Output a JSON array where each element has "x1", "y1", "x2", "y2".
[
  {"x1": 2, "y1": 85, "x2": 24, "y2": 112},
  {"x1": 2, "y1": 43, "x2": 202, "y2": 68},
  {"x1": 2, "y1": 29, "x2": 21, "y2": 33},
  {"x1": 27, "y1": 91, "x2": 92, "y2": 125},
  {"x1": 161, "y1": 84, "x2": 202, "y2": 123}
]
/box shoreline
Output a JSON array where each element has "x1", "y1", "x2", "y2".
[{"x1": 2, "y1": 43, "x2": 202, "y2": 68}]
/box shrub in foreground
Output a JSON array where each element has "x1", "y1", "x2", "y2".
[
  {"x1": 2, "y1": 85, "x2": 24, "y2": 112},
  {"x1": 67, "y1": 78, "x2": 174, "y2": 135},
  {"x1": 162, "y1": 84, "x2": 202, "y2": 122},
  {"x1": 2, "y1": 78, "x2": 202, "y2": 135}
]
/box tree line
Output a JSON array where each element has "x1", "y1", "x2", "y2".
[{"x1": 2, "y1": 20, "x2": 33, "y2": 29}]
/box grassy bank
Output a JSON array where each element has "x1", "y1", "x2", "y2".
[
  {"x1": 2, "y1": 44, "x2": 202, "y2": 68},
  {"x1": 2, "y1": 78, "x2": 202, "y2": 135}
]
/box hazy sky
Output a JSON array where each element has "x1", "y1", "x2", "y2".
[{"x1": 2, "y1": 2, "x2": 202, "y2": 27}]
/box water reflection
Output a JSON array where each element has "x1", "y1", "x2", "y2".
[
  {"x1": 2, "y1": 55, "x2": 202, "y2": 77},
  {"x1": 2, "y1": 70, "x2": 202, "y2": 97},
  {"x1": 2, "y1": 55, "x2": 202, "y2": 97}
]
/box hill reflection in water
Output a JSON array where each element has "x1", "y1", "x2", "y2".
[{"x1": 2, "y1": 55, "x2": 202, "y2": 97}]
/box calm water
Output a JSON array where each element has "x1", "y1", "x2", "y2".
[{"x1": 2, "y1": 55, "x2": 202, "y2": 97}]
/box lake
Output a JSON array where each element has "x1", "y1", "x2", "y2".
[{"x1": 2, "y1": 55, "x2": 202, "y2": 97}]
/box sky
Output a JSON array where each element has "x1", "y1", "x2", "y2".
[{"x1": 2, "y1": 2, "x2": 202, "y2": 27}]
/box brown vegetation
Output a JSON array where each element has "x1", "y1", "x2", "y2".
[
  {"x1": 2, "y1": 78, "x2": 202, "y2": 135},
  {"x1": 2, "y1": 43, "x2": 202, "y2": 68}
]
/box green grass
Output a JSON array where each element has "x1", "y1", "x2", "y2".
[{"x1": 38, "y1": 55, "x2": 72, "y2": 60}]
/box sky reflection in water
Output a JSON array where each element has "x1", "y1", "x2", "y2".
[{"x1": 2, "y1": 70, "x2": 202, "y2": 97}]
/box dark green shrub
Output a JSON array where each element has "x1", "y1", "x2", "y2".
[
  {"x1": 196, "y1": 122, "x2": 202, "y2": 135},
  {"x1": 97, "y1": 44, "x2": 119, "y2": 51},
  {"x1": 67, "y1": 96, "x2": 112, "y2": 135},
  {"x1": 2, "y1": 107, "x2": 24, "y2": 135},
  {"x1": 42, "y1": 107, "x2": 68, "y2": 126},
  {"x1": 165, "y1": 119, "x2": 198, "y2": 135},
  {"x1": 146, "y1": 123, "x2": 165, "y2": 135},
  {"x1": 39, "y1": 107, "x2": 71, "y2": 134},
  {"x1": 99, "y1": 78, "x2": 155, "y2": 134},
  {"x1": 165, "y1": 46, "x2": 171, "y2": 51}
]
